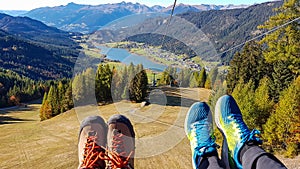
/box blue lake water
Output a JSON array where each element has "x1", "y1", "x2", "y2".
[{"x1": 97, "y1": 46, "x2": 167, "y2": 72}]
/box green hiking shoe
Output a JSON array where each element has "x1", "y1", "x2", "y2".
[{"x1": 215, "y1": 95, "x2": 262, "y2": 169}]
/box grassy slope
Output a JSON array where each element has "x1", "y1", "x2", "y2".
[{"x1": 0, "y1": 87, "x2": 298, "y2": 169}]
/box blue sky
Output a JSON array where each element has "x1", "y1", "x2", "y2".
[{"x1": 0, "y1": 0, "x2": 276, "y2": 10}]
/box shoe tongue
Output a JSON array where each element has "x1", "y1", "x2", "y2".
[
  {"x1": 113, "y1": 129, "x2": 121, "y2": 135},
  {"x1": 88, "y1": 130, "x2": 97, "y2": 137}
]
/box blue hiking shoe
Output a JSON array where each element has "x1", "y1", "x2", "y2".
[
  {"x1": 184, "y1": 102, "x2": 218, "y2": 169},
  {"x1": 215, "y1": 95, "x2": 262, "y2": 169}
]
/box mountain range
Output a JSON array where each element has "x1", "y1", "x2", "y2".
[
  {"x1": 23, "y1": 1, "x2": 251, "y2": 33},
  {"x1": 0, "y1": 1, "x2": 283, "y2": 80},
  {"x1": 89, "y1": 1, "x2": 283, "y2": 62},
  {"x1": 0, "y1": 13, "x2": 80, "y2": 80}
]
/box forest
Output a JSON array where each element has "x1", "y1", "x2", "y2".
[{"x1": 210, "y1": 0, "x2": 300, "y2": 157}]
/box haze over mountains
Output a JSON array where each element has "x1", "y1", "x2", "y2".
[
  {"x1": 0, "y1": 1, "x2": 283, "y2": 79},
  {"x1": 23, "y1": 1, "x2": 251, "y2": 33}
]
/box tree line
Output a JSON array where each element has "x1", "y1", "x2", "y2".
[
  {"x1": 0, "y1": 69, "x2": 44, "y2": 108},
  {"x1": 222, "y1": 0, "x2": 299, "y2": 157},
  {"x1": 40, "y1": 63, "x2": 149, "y2": 121},
  {"x1": 39, "y1": 80, "x2": 73, "y2": 121},
  {"x1": 157, "y1": 66, "x2": 225, "y2": 89}
]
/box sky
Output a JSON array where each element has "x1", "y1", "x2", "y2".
[{"x1": 0, "y1": 0, "x2": 276, "y2": 10}]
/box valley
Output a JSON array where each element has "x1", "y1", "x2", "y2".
[{"x1": 0, "y1": 0, "x2": 299, "y2": 168}]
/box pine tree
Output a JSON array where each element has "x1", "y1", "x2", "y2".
[
  {"x1": 72, "y1": 73, "x2": 85, "y2": 104},
  {"x1": 121, "y1": 66, "x2": 129, "y2": 99},
  {"x1": 226, "y1": 42, "x2": 269, "y2": 92},
  {"x1": 39, "y1": 92, "x2": 48, "y2": 121},
  {"x1": 43, "y1": 100, "x2": 52, "y2": 120},
  {"x1": 189, "y1": 72, "x2": 199, "y2": 88},
  {"x1": 129, "y1": 70, "x2": 148, "y2": 102},
  {"x1": 198, "y1": 68, "x2": 207, "y2": 88},
  {"x1": 263, "y1": 76, "x2": 300, "y2": 155},
  {"x1": 254, "y1": 77, "x2": 274, "y2": 130},
  {"x1": 95, "y1": 64, "x2": 112, "y2": 102},
  {"x1": 226, "y1": 52, "x2": 242, "y2": 92},
  {"x1": 111, "y1": 66, "x2": 122, "y2": 101},
  {"x1": 62, "y1": 82, "x2": 74, "y2": 112},
  {"x1": 209, "y1": 66, "x2": 218, "y2": 87},
  {"x1": 259, "y1": 0, "x2": 300, "y2": 75},
  {"x1": 232, "y1": 80, "x2": 256, "y2": 129},
  {"x1": 47, "y1": 85, "x2": 59, "y2": 116},
  {"x1": 269, "y1": 60, "x2": 295, "y2": 102},
  {"x1": 84, "y1": 68, "x2": 96, "y2": 104},
  {"x1": 204, "y1": 76, "x2": 212, "y2": 89}
]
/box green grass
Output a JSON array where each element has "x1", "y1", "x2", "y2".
[{"x1": 80, "y1": 43, "x2": 103, "y2": 58}]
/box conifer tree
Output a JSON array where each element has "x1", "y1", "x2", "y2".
[
  {"x1": 111, "y1": 66, "x2": 122, "y2": 100},
  {"x1": 259, "y1": 0, "x2": 300, "y2": 75},
  {"x1": 62, "y1": 82, "x2": 74, "y2": 112},
  {"x1": 226, "y1": 42, "x2": 269, "y2": 92},
  {"x1": 72, "y1": 73, "x2": 85, "y2": 104},
  {"x1": 121, "y1": 66, "x2": 129, "y2": 99},
  {"x1": 189, "y1": 72, "x2": 199, "y2": 88},
  {"x1": 47, "y1": 85, "x2": 59, "y2": 116},
  {"x1": 129, "y1": 70, "x2": 148, "y2": 102},
  {"x1": 95, "y1": 64, "x2": 112, "y2": 102},
  {"x1": 209, "y1": 66, "x2": 218, "y2": 87},
  {"x1": 232, "y1": 80, "x2": 256, "y2": 129},
  {"x1": 263, "y1": 76, "x2": 300, "y2": 155},
  {"x1": 254, "y1": 77, "x2": 274, "y2": 130},
  {"x1": 198, "y1": 68, "x2": 207, "y2": 88},
  {"x1": 39, "y1": 92, "x2": 48, "y2": 121},
  {"x1": 204, "y1": 76, "x2": 212, "y2": 89},
  {"x1": 270, "y1": 60, "x2": 295, "y2": 102}
]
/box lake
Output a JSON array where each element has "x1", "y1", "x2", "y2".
[{"x1": 97, "y1": 46, "x2": 167, "y2": 72}]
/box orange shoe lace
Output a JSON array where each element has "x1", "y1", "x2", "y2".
[
  {"x1": 80, "y1": 135, "x2": 107, "y2": 169},
  {"x1": 105, "y1": 131, "x2": 134, "y2": 169}
]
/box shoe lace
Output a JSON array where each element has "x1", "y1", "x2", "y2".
[
  {"x1": 80, "y1": 135, "x2": 107, "y2": 169},
  {"x1": 193, "y1": 122, "x2": 218, "y2": 157},
  {"x1": 230, "y1": 114, "x2": 262, "y2": 144},
  {"x1": 105, "y1": 131, "x2": 133, "y2": 169}
]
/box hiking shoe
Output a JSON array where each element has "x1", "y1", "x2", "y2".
[
  {"x1": 215, "y1": 95, "x2": 262, "y2": 169},
  {"x1": 184, "y1": 102, "x2": 218, "y2": 169},
  {"x1": 78, "y1": 116, "x2": 107, "y2": 169},
  {"x1": 107, "y1": 114, "x2": 135, "y2": 169}
]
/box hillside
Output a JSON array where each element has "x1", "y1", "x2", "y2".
[
  {"x1": 0, "y1": 13, "x2": 78, "y2": 47},
  {"x1": 0, "y1": 14, "x2": 81, "y2": 80},
  {"x1": 178, "y1": 1, "x2": 283, "y2": 62},
  {"x1": 24, "y1": 2, "x2": 249, "y2": 33},
  {"x1": 89, "y1": 1, "x2": 282, "y2": 62},
  {"x1": 0, "y1": 87, "x2": 299, "y2": 169}
]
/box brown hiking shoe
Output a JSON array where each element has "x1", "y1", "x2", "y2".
[
  {"x1": 78, "y1": 116, "x2": 107, "y2": 169},
  {"x1": 107, "y1": 114, "x2": 135, "y2": 169}
]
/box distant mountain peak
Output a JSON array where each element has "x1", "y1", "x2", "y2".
[{"x1": 23, "y1": 1, "x2": 275, "y2": 33}]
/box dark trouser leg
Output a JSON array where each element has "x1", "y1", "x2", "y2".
[
  {"x1": 241, "y1": 143, "x2": 287, "y2": 169},
  {"x1": 197, "y1": 152, "x2": 225, "y2": 169}
]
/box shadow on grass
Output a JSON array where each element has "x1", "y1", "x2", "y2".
[
  {"x1": 0, "y1": 106, "x2": 36, "y2": 125},
  {"x1": 150, "y1": 86, "x2": 199, "y2": 107},
  {"x1": 166, "y1": 95, "x2": 198, "y2": 107},
  {"x1": 0, "y1": 116, "x2": 33, "y2": 125}
]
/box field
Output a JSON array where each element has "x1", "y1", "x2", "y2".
[{"x1": 0, "y1": 87, "x2": 299, "y2": 169}]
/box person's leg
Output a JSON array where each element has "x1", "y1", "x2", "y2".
[
  {"x1": 215, "y1": 95, "x2": 287, "y2": 169},
  {"x1": 240, "y1": 142, "x2": 287, "y2": 169},
  {"x1": 107, "y1": 114, "x2": 135, "y2": 169},
  {"x1": 78, "y1": 116, "x2": 107, "y2": 169},
  {"x1": 185, "y1": 102, "x2": 225, "y2": 169}
]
